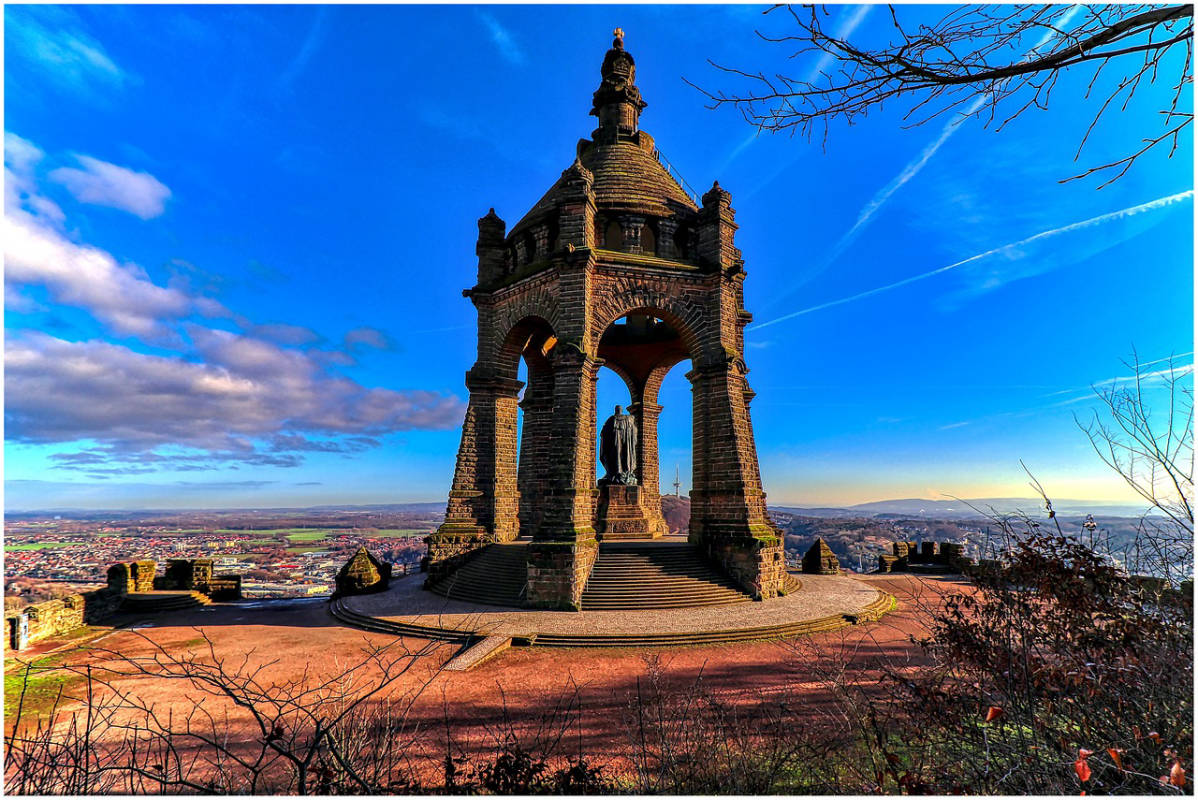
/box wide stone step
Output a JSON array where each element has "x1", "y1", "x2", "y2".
[
  {"x1": 428, "y1": 544, "x2": 528, "y2": 608},
  {"x1": 120, "y1": 591, "x2": 212, "y2": 613},
  {"x1": 580, "y1": 543, "x2": 750, "y2": 611}
]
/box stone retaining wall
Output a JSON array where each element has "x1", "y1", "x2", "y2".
[
  {"x1": 7, "y1": 558, "x2": 244, "y2": 652},
  {"x1": 5, "y1": 587, "x2": 123, "y2": 653}
]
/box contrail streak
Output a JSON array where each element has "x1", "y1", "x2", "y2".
[
  {"x1": 762, "y1": 5, "x2": 1085, "y2": 306},
  {"x1": 720, "y1": 5, "x2": 873, "y2": 175},
  {"x1": 749, "y1": 190, "x2": 1194, "y2": 331}
]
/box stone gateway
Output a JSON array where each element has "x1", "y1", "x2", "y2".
[{"x1": 426, "y1": 30, "x2": 785, "y2": 609}]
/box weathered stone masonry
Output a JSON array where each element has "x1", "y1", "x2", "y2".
[{"x1": 427, "y1": 31, "x2": 785, "y2": 608}]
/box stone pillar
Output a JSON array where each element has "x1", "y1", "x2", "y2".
[
  {"x1": 620, "y1": 215, "x2": 645, "y2": 254},
  {"x1": 526, "y1": 348, "x2": 600, "y2": 609},
  {"x1": 687, "y1": 361, "x2": 783, "y2": 600},
  {"x1": 518, "y1": 362, "x2": 555, "y2": 537},
  {"x1": 131, "y1": 561, "x2": 157, "y2": 592},
  {"x1": 628, "y1": 399, "x2": 668, "y2": 536},
  {"x1": 532, "y1": 223, "x2": 550, "y2": 259},
  {"x1": 656, "y1": 218, "x2": 679, "y2": 259},
  {"x1": 555, "y1": 160, "x2": 596, "y2": 251},
  {"x1": 427, "y1": 370, "x2": 522, "y2": 583}
]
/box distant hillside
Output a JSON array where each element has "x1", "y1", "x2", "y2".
[
  {"x1": 660, "y1": 494, "x2": 689, "y2": 534},
  {"x1": 773, "y1": 498, "x2": 1147, "y2": 520}
]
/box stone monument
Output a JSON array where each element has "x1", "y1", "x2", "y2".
[{"x1": 426, "y1": 29, "x2": 785, "y2": 609}]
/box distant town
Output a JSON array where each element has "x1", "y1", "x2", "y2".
[
  {"x1": 4, "y1": 505, "x2": 439, "y2": 610},
  {"x1": 9, "y1": 497, "x2": 1146, "y2": 613}
]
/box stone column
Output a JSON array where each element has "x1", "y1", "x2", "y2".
[
  {"x1": 656, "y1": 218, "x2": 679, "y2": 259},
  {"x1": 517, "y1": 362, "x2": 555, "y2": 537},
  {"x1": 427, "y1": 370, "x2": 523, "y2": 583},
  {"x1": 620, "y1": 215, "x2": 646, "y2": 254},
  {"x1": 687, "y1": 360, "x2": 783, "y2": 600},
  {"x1": 526, "y1": 348, "x2": 601, "y2": 609},
  {"x1": 628, "y1": 399, "x2": 667, "y2": 536},
  {"x1": 531, "y1": 223, "x2": 550, "y2": 260}
]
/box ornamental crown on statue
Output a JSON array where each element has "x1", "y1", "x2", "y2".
[{"x1": 425, "y1": 30, "x2": 786, "y2": 611}]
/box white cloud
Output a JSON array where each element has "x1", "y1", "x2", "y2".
[
  {"x1": 5, "y1": 332, "x2": 466, "y2": 472},
  {"x1": 5, "y1": 134, "x2": 209, "y2": 338},
  {"x1": 50, "y1": 155, "x2": 171, "y2": 218},
  {"x1": 476, "y1": 10, "x2": 525, "y2": 66},
  {"x1": 344, "y1": 326, "x2": 391, "y2": 350},
  {"x1": 6, "y1": 6, "x2": 132, "y2": 100},
  {"x1": 4, "y1": 208, "x2": 193, "y2": 338},
  {"x1": 5, "y1": 132, "x2": 65, "y2": 223},
  {"x1": 4, "y1": 133, "x2": 466, "y2": 476}
]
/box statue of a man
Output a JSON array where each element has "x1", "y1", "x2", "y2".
[{"x1": 599, "y1": 405, "x2": 638, "y2": 485}]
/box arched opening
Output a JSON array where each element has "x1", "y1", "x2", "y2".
[
  {"x1": 654, "y1": 364, "x2": 692, "y2": 532},
  {"x1": 595, "y1": 310, "x2": 696, "y2": 538},
  {"x1": 595, "y1": 365, "x2": 635, "y2": 481},
  {"x1": 641, "y1": 221, "x2": 657, "y2": 256},
  {"x1": 500, "y1": 316, "x2": 558, "y2": 539},
  {"x1": 605, "y1": 219, "x2": 624, "y2": 252}
]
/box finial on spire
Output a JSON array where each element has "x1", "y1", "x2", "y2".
[{"x1": 613, "y1": 27, "x2": 624, "y2": 48}]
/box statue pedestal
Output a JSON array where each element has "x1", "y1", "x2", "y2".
[{"x1": 596, "y1": 485, "x2": 661, "y2": 540}]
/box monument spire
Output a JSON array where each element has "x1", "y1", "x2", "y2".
[{"x1": 591, "y1": 26, "x2": 647, "y2": 144}]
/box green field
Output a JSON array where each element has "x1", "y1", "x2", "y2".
[
  {"x1": 215, "y1": 528, "x2": 323, "y2": 535},
  {"x1": 6, "y1": 542, "x2": 86, "y2": 551},
  {"x1": 285, "y1": 531, "x2": 334, "y2": 542},
  {"x1": 366, "y1": 529, "x2": 430, "y2": 537}
]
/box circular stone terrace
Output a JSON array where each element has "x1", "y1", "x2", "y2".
[{"x1": 332, "y1": 544, "x2": 895, "y2": 656}]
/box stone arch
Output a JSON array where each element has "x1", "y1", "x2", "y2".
[
  {"x1": 592, "y1": 289, "x2": 704, "y2": 359},
  {"x1": 496, "y1": 314, "x2": 558, "y2": 380},
  {"x1": 641, "y1": 220, "x2": 657, "y2": 256}
]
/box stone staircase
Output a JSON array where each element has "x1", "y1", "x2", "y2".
[
  {"x1": 428, "y1": 544, "x2": 528, "y2": 607},
  {"x1": 424, "y1": 541, "x2": 801, "y2": 612},
  {"x1": 120, "y1": 591, "x2": 212, "y2": 614},
  {"x1": 580, "y1": 542, "x2": 751, "y2": 610}
]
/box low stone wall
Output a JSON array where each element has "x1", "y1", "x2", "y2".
[
  {"x1": 8, "y1": 559, "x2": 246, "y2": 652},
  {"x1": 883, "y1": 540, "x2": 973, "y2": 572},
  {"x1": 156, "y1": 558, "x2": 243, "y2": 600},
  {"x1": 5, "y1": 587, "x2": 123, "y2": 653},
  {"x1": 199, "y1": 576, "x2": 242, "y2": 601}
]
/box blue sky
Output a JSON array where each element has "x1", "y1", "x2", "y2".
[{"x1": 4, "y1": 4, "x2": 1193, "y2": 511}]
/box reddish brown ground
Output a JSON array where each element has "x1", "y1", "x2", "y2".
[{"x1": 8, "y1": 575, "x2": 973, "y2": 772}]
